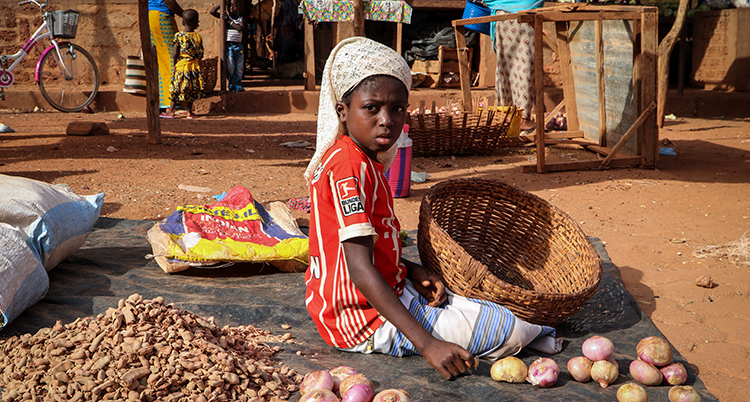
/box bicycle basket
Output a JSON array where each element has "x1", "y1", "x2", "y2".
[{"x1": 50, "y1": 10, "x2": 79, "y2": 39}]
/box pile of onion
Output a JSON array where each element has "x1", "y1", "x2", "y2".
[
  {"x1": 617, "y1": 382, "x2": 649, "y2": 402},
  {"x1": 568, "y1": 335, "x2": 617, "y2": 387},
  {"x1": 629, "y1": 360, "x2": 663, "y2": 386},
  {"x1": 490, "y1": 356, "x2": 527, "y2": 383},
  {"x1": 630, "y1": 336, "x2": 688, "y2": 388},
  {"x1": 299, "y1": 367, "x2": 382, "y2": 402},
  {"x1": 669, "y1": 385, "x2": 702, "y2": 402},
  {"x1": 567, "y1": 356, "x2": 593, "y2": 382},
  {"x1": 636, "y1": 336, "x2": 673, "y2": 367},
  {"x1": 582, "y1": 336, "x2": 615, "y2": 362},
  {"x1": 526, "y1": 357, "x2": 559, "y2": 388}
]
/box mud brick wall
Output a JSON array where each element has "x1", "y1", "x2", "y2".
[
  {"x1": 692, "y1": 8, "x2": 750, "y2": 91},
  {"x1": 0, "y1": 0, "x2": 221, "y2": 87}
]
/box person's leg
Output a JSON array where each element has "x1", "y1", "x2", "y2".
[
  {"x1": 228, "y1": 43, "x2": 244, "y2": 91},
  {"x1": 341, "y1": 280, "x2": 559, "y2": 360},
  {"x1": 495, "y1": 16, "x2": 536, "y2": 131},
  {"x1": 186, "y1": 102, "x2": 196, "y2": 118},
  {"x1": 149, "y1": 11, "x2": 177, "y2": 109},
  {"x1": 225, "y1": 48, "x2": 236, "y2": 91}
]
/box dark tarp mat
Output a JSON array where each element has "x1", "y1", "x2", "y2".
[{"x1": 1, "y1": 218, "x2": 718, "y2": 402}]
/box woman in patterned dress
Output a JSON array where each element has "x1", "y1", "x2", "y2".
[
  {"x1": 162, "y1": 9, "x2": 204, "y2": 119},
  {"x1": 484, "y1": 0, "x2": 544, "y2": 131}
]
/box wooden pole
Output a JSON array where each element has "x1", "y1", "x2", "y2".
[
  {"x1": 454, "y1": 25, "x2": 472, "y2": 112},
  {"x1": 534, "y1": 15, "x2": 545, "y2": 173},
  {"x1": 353, "y1": 0, "x2": 365, "y2": 36},
  {"x1": 304, "y1": 17, "x2": 315, "y2": 90},
  {"x1": 641, "y1": 8, "x2": 659, "y2": 167},
  {"x1": 555, "y1": 21, "x2": 578, "y2": 132},
  {"x1": 220, "y1": 0, "x2": 227, "y2": 93},
  {"x1": 137, "y1": 0, "x2": 161, "y2": 144},
  {"x1": 656, "y1": 0, "x2": 690, "y2": 127},
  {"x1": 599, "y1": 101, "x2": 656, "y2": 169},
  {"x1": 596, "y1": 19, "x2": 606, "y2": 146}
]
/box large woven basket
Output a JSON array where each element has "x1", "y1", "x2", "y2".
[
  {"x1": 417, "y1": 179, "x2": 602, "y2": 326},
  {"x1": 407, "y1": 106, "x2": 521, "y2": 157}
]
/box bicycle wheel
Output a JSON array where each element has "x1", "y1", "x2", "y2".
[{"x1": 38, "y1": 43, "x2": 100, "y2": 112}]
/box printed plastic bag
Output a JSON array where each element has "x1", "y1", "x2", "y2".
[{"x1": 147, "y1": 185, "x2": 309, "y2": 274}]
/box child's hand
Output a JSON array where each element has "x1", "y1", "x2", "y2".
[
  {"x1": 421, "y1": 337, "x2": 476, "y2": 379},
  {"x1": 408, "y1": 264, "x2": 447, "y2": 307}
]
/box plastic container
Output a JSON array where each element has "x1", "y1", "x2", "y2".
[
  {"x1": 463, "y1": 0, "x2": 492, "y2": 35},
  {"x1": 385, "y1": 124, "x2": 412, "y2": 198}
]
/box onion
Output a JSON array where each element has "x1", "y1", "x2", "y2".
[
  {"x1": 617, "y1": 383, "x2": 649, "y2": 402},
  {"x1": 490, "y1": 356, "x2": 527, "y2": 383},
  {"x1": 373, "y1": 389, "x2": 411, "y2": 402},
  {"x1": 591, "y1": 359, "x2": 619, "y2": 388},
  {"x1": 330, "y1": 366, "x2": 358, "y2": 393},
  {"x1": 567, "y1": 356, "x2": 593, "y2": 382},
  {"x1": 342, "y1": 383, "x2": 374, "y2": 402},
  {"x1": 526, "y1": 357, "x2": 559, "y2": 388},
  {"x1": 300, "y1": 389, "x2": 340, "y2": 402},
  {"x1": 636, "y1": 336, "x2": 673, "y2": 367},
  {"x1": 629, "y1": 360, "x2": 663, "y2": 386},
  {"x1": 582, "y1": 335, "x2": 615, "y2": 361},
  {"x1": 300, "y1": 370, "x2": 335, "y2": 396},
  {"x1": 339, "y1": 374, "x2": 372, "y2": 398},
  {"x1": 660, "y1": 362, "x2": 688, "y2": 385},
  {"x1": 669, "y1": 385, "x2": 702, "y2": 402}
]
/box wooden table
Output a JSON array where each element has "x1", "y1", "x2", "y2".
[{"x1": 452, "y1": 4, "x2": 659, "y2": 173}]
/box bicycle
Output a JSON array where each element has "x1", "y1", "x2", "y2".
[{"x1": 0, "y1": 0, "x2": 99, "y2": 112}]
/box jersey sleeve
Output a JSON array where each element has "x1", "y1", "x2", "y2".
[{"x1": 323, "y1": 156, "x2": 378, "y2": 243}]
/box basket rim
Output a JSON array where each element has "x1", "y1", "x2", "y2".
[{"x1": 421, "y1": 178, "x2": 603, "y2": 300}]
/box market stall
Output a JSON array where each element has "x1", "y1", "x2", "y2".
[{"x1": 452, "y1": 4, "x2": 660, "y2": 174}]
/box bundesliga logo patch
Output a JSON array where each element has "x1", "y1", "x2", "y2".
[{"x1": 336, "y1": 177, "x2": 364, "y2": 216}]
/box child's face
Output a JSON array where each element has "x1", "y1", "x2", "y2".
[
  {"x1": 337, "y1": 76, "x2": 408, "y2": 159},
  {"x1": 229, "y1": 0, "x2": 239, "y2": 15}
]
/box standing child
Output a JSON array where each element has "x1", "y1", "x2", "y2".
[
  {"x1": 210, "y1": 0, "x2": 246, "y2": 92},
  {"x1": 161, "y1": 9, "x2": 204, "y2": 119},
  {"x1": 303, "y1": 37, "x2": 562, "y2": 380}
]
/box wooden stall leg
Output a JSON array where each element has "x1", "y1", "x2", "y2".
[
  {"x1": 596, "y1": 20, "x2": 606, "y2": 146},
  {"x1": 599, "y1": 102, "x2": 656, "y2": 169},
  {"x1": 454, "y1": 25, "x2": 473, "y2": 112},
  {"x1": 534, "y1": 15, "x2": 545, "y2": 173},
  {"x1": 641, "y1": 9, "x2": 659, "y2": 167},
  {"x1": 556, "y1": 21, "x2": 579, "y2": 132},
  {"x1": 304, "y1": 18, "x2": 315, "y2": 90}
]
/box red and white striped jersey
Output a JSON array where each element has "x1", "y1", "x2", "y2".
[{"x1": 305, "y1": 135, "x2": 406, "y2": 348}]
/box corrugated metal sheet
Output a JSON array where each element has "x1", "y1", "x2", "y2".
[{"x1": 569, "y1": 19, "x2": 637, "y2": 154}]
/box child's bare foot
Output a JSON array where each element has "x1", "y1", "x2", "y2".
[{"x1": 187, "y1": 113, "x2": 197, "y2": 119}]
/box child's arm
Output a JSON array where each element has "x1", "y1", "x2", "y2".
[
  {"x1": 172, "y1": 42, "x2": 180, "y2": 67},
  {"x1": 164, "y1": 0, "x2": 184, "y2": 17},
  {"x1": 402, "y1": 259, "x2": 447, "y2": 307},
  {"x1": 343, "y1": 236, "x2": 476, "y2": 379},
  {"x1": 209, "y1": 5, "x2": 220, "y2": 18}
]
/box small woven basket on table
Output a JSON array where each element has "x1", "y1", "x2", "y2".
[
  {"x1": 407, "y1": 105, "x2": 521, "y2": 157},
  {"x1": 417, "y1": 178, "x2": 602, "y2": 327}
]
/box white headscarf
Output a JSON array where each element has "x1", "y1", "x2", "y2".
[{"x1": 304, "y1": 37, "x2": 412, "y2": 186}]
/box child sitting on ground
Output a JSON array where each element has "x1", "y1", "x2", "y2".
[
  {"x1": 303, "y1": 37, "x2": 562, "y2": 379},
  {"x1": 210, "y1": 0, "x2": 246, "y2": 92},
  {"x1": 162, "y1": 9, "x2": 203, "y2": 119}
]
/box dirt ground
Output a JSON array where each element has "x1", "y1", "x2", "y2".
[{"x1": 0, "y1": 107, "x2": 748, "y2": 401}]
